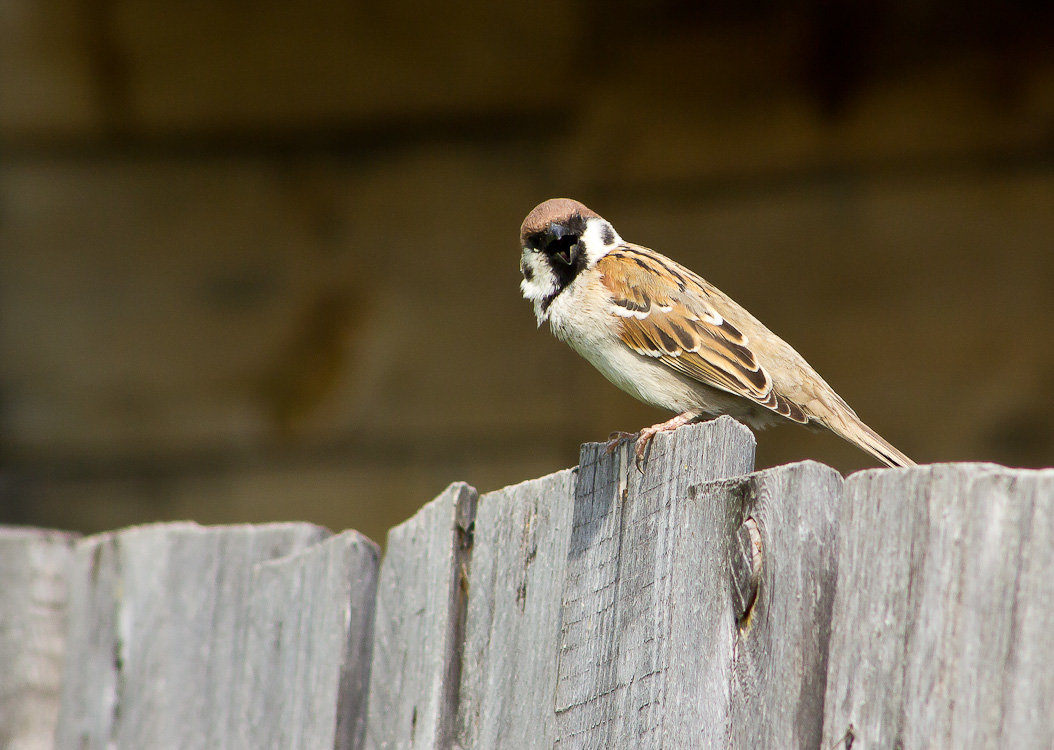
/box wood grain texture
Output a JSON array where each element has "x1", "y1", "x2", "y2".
[
  {"x1": 0, "y1": 527, "x2": 78, "y2": 750},
  {"x1": 364, "y1": 482, "x2": 478, "y2": 750},
  {"x1": 729, "y1": 517, "x2": 762, "y2": 623},
  {"x1": 725, "y1": 461, "x2": 842, "y2": 749},
  {"x1": 822, "y1": 464, "x2": 1054, "y2": 749},
  {"x1": 553, "y1": 416, "x2": 760, "y2": 748},
  {"x1": 7, "y1": 427, "x2": 1048, "y2": 749},
  {"x1": 54, "y1": 522, "x2": 329, "y2": 750},
  {"x1": 238, "y1": 530, "x2": 380, "y2": 750},
  {"x1": 454, "y1": 469, "x2": 576, "y2": 749}
]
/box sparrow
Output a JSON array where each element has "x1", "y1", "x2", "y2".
[{"x1": 518, "y1": 198, "x2": 915, "y2": 469}]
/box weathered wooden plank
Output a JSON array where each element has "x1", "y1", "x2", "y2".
[
  {"x1": 554, "y1": 416, "x2": 766, "y2": 748},
  {"x1": 724, "y1": 461, "x2": 843, "y2": 748},
  {"x1": 54, "y1": 522, "x2": 330, "y2": 750},
  {"x1": 454, "y1": 469, "x2": 576, "y2": 749},
  {"x1": 238, "y1": 530, "x2": 380, "y2": 750},
  {"x1": 822, "y1": 464, "x2": 1054, "y2": 749},
  {"x1": 0, "y1": 527, "x2": 78, "y2": 750},
  {"x1": 363, "y1": 482, "x2": 478, "y2": 750}
]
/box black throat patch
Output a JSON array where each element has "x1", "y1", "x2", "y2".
[{"x1": 526, "y1": 213, "x2": 590, "y2": 312}]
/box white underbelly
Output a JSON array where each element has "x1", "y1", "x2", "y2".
[{"x1": 547, "y1": 296, "x2": 703, "y2": 414}]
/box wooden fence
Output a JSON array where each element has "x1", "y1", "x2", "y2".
[{"x1": 2, "y1": 416, "x2": 1052, "y2": 749}]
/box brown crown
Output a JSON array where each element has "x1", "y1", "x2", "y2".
[{"x1": 519, "y1": 198, "x2": 601, "y2": 246}]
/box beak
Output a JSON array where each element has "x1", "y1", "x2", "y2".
[{"x1": 548, "y1": 223, "x2": 578, "y2": 265}]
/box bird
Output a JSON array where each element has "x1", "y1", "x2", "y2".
[{"x1": 518, "y1": 197, "x2": 915, "y2": 470}]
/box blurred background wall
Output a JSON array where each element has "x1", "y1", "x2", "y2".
[{"x1": 1, "y1": 0, "x2": 1052, "y2": 545}]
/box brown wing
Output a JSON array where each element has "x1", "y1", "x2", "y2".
[{"x1": 597, "y1": 245, "x2": 808, "y2": 423}]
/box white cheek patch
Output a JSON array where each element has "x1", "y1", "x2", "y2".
[
  {"x1": 519, "y1": 250, "x2": 559, "y2": 303},
  {"x1": 580, "y1": 218, "x2": 622, "y2": 265}
]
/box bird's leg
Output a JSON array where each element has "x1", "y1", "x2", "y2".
[{"x1": 633, "y1": 410, "x2": 704, "y2": 472}]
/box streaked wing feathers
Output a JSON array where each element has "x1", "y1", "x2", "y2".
[{"x1": 598, "y1": 246, "x2": 808, "y2": 423}]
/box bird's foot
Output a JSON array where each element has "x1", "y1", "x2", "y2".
[
  {"x1": 604, "y1": 431, "x2": 637, "y2": 455},
  {"x1": 632, "y1": 412, "x2": 702, "y2": 473}
]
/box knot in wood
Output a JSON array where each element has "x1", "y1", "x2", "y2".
[{"x1": 730, "y1": 516, "x2": 762, "y2": 626}]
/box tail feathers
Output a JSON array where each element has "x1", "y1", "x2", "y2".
[{"x1": 824, "y1": 414, "x2": 916, "y2": 468}]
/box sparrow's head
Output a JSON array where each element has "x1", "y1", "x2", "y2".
[{"x1": 519, "y1": 198, "x2": 621, "y2": 316}]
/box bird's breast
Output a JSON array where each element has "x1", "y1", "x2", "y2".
[{"x1": 544, "y1": 274, "x2": 723, "y2": 415}]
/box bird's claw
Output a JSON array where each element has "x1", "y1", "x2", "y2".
[
  {"x1": 606, "y1": 415, "x2": 694, "y2": 473},
  {"x1": 633, "y1": 428, "x2": 659, "y2": 474},
  {"x1": 605, "y1": 430, "x2": 650, "y2": 473},
  {"x1": 605, "y1": 431, "x2": 637, "y2": 455}
]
